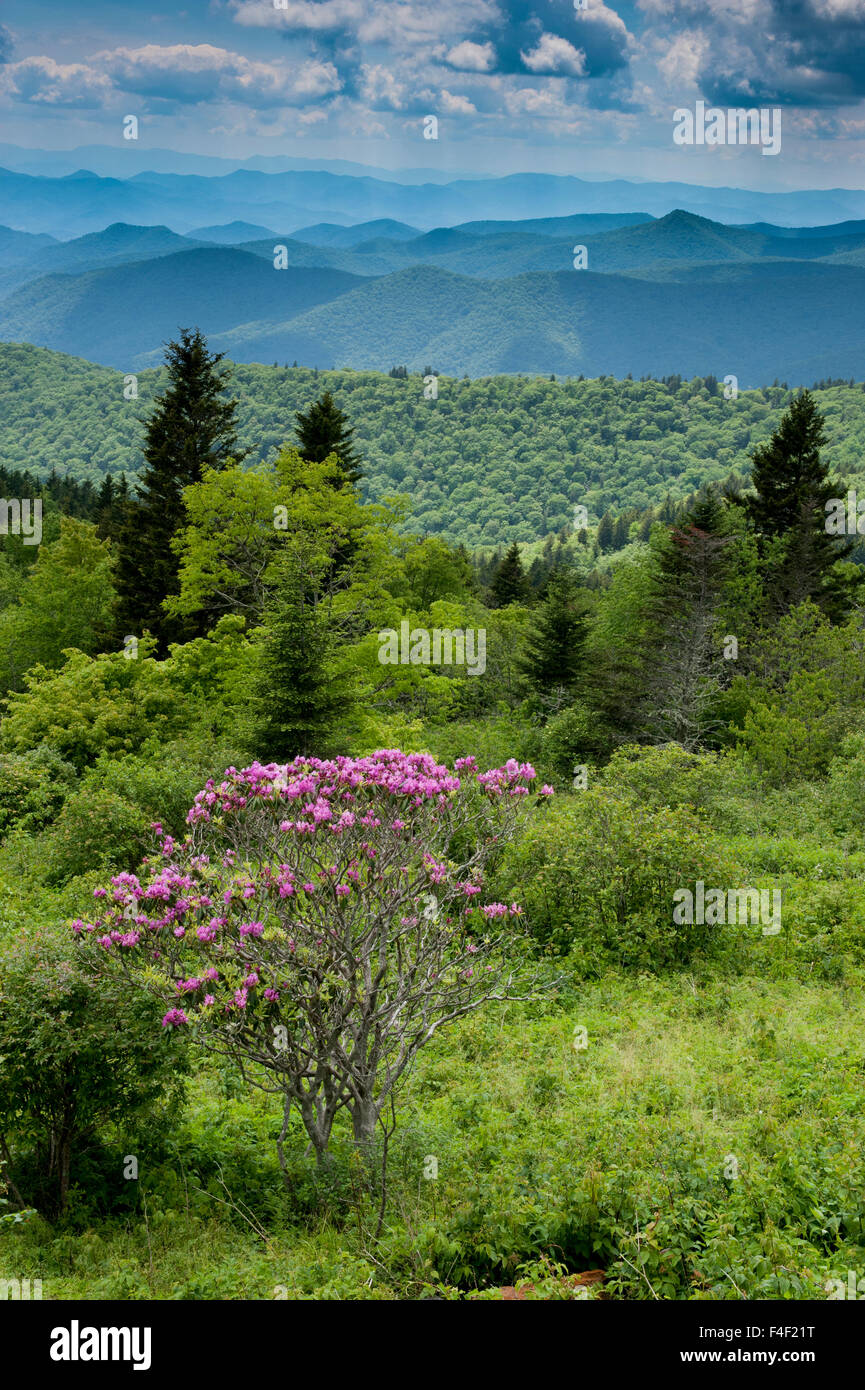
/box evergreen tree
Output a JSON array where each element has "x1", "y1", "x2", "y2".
[
  {"x1": 745, "y1": 390, "x2": 853, "y2": 620},
  {"x1": 250, "y1": 547, "x2": 355, "y2": 760},
  {"x1": 95, "y1": 473, "x2": 130, "y2": 542},
  {"x1": 637, "y1": 491, "x2": 733, "y2": 748},
  {"x1": 489, "y1": 542, "x2": 530, "y2": 607},
  {"x1": 520, "y1": 568, "x2": 586, "y2": 696},
  {"x1": 295, "y1": 390, "x2": 363, "y2": 485},
  {"x1": 596, "y1": 510, "x2": 614, "y2": 552},
  {"x1": 115, "y1": 329, "x2": 243, "y2": 649}
]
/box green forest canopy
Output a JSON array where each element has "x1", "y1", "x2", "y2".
[{"x1": 2, "y1": 342, "x2": 865, "y2": 547}]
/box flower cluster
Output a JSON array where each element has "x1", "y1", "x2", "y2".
[{"x1": 74, "y1": 750, "x2": 551, "y2": 1029}]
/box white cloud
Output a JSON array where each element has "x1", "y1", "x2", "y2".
[
  {"x1": 504, "y1": 83, "x2": 574, "y2": 119},
  {"x1": 440, "y1": 89, "x2": 478, "y2": 114},
  {"x1": 521, "y1": 34, "x2": 587, "y2": 77},
  {"x1": 231, "y1": 0, "x2": 501, "y2": 50},
  {"x1": 445, "y1": 41, "x2": 496, "y2": 73},
  {"x1": 0, "y1": 55, "x2": 112, "y2": 107},
  {"x1": 359, "y1": 63, "x2": 406, "y2": 109},
  {"x1": 93, "y1": 44, "x2": 340, "y2": 107},
  {"x1": 230, "y1": 0, "x2": 363, "y2": 32}
]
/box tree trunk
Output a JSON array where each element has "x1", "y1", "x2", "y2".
[{"x1": 351, "y1": 1097, "x2": 378, "y2": 1148}]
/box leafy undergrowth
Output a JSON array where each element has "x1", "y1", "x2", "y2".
[{"x1": 3, "y1": 973, "x2": 863, "y2": 1300}]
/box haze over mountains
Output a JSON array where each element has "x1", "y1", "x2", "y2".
[
  {"x1": 1, "y1": 203, "x2": 865, "y2": 383},
  {"x1": 1, "y1": 157, "x2": 865, "y2": 384},
  {"x1": 4, "y1": 161, "x2": 865, "y2": 240}
]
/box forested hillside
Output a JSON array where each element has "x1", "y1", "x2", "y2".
[
  {"x1": 1, "y1": 337, "x2": 864, "y2": 1305},
  {"x1": 3, "y1": 341, "x2": 864, "y2": 546}
]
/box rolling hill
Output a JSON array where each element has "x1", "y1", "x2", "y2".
[
  {"x1": 4, "y1": 204, "x2": 865, "y2": 381},
  {"x1": 2, "y1": 343, "x2": 864, "y2": 548},
  {"x1": 0, "y1": 249, "x2": 367, "y2": 367}
]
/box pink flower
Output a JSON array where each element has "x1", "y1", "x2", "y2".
[{"x1": 161, "y1": 1008, "x2": 188, "y2": 1027}]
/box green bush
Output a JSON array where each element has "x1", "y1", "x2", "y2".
[
  {"x1": 0, "y1": 747, "x2": 77, "y2": 840},
  {"x1": 0, "y1": 929, "x2": 187, "y2": 1218},
  {"x1": 540, "y1": 701, "x2": 616, "y2": 778},
  {"x1": 44, "y1": 788, "x2": 149, "y2": 884},
  {"x1": 79, "y1": 740, "x2": 243, "y2": 838},
  {"x1": 498, "y1": 788, "x2": 741, "y2": 969},
  {"x1": 824, "y1": 728, "x2": 865, "y2": 839}
]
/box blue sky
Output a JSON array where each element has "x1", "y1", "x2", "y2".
[{"x1": 1, "y1": 0, "x2": 865, "y2": 187}]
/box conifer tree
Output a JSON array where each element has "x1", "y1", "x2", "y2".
[
  {"x1": 295, "y1": 390, "x2": 363, "y2": 485},
  {"x1": 95, "y1": 474, "x2": 130, "y2": 542},
  {"x1": 745, "y1": 390, "x2": 853, "y2": 619},
  {"x1": 596, "y1": 511, "x2": 614, "y2": 552},
  {"x1": 489, "y1": 542, "x2": 530, "y2": 607},
  {"x1": 115, "y1": 329, "x2": 243, "y2": 649},
  {"x1": 520, "y1": 567, "x2": 586, "y2": 695},
  {"x1": 250, "y1": 547, "x2": 355, "y2": 760},
  {"x1": 637, "y1": 491, "x2": 733, "y2": 748}
]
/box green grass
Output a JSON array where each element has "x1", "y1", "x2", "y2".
[{"x1": 3, "y1": 971, "x2": 863, "y2": 1300}]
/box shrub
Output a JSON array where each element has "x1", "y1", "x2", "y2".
[
  {"x1": 540, "y1": 701, "x2": 616, "y2": 778},
  {"x1": 45, "y1": 789, "x2": 150, "y2": 885},
  {"x1": 0, "y1": 747, "x2": 77, "y2": 840},
  {"x1": 0, "y1": 929, "x2": 187, "y2": 1217},
  {"x1": 498, "y1": 788, "x2": 741, "y2": 969},
  {"x1": 76, "y1": 751, "x2": 553, "y2": 1167}
]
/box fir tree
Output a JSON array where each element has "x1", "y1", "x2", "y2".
[
  {"x1": 489, "y1": 542, "x2": 530, "y2": 607},
  {"x1": 745, "y1": 390, "x2": 854, "y2": 620},
  {"x1": 95, "y1": 473, "x2": 130, "y2": 542},
  {"x1": 295, "y1": 390, "x2": 363, "y2": 485},
  {"x1": 250, "y1": 549, "x2": 355, "y2": 760},
  {"x1": 637, "y1": 491, "x2": 733, "y2": 748},
  {"x1": 596, "y1": 511, "x2": 614, "y2": 552},
  {"x1": 520, "y1": 568, "x2": 586, "y2": 696},
  {"x1": 115, "y1": 328, "x2": 243, "y2": 649}
]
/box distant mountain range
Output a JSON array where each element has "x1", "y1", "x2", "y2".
[
  {"x1": 4, "y1": 163, "x2": 865, "y2": 240},
  {"x1": 2, "y1": 207, "x2": 865, "y2": 382}
]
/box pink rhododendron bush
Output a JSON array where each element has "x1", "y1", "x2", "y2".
[{"x1": 75, "y1": 750, "x2": 553, "y2": 1170}]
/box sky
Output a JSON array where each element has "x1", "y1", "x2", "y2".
[{"x1": 1, "y1": 0, "x2": 865, "y2": 188}]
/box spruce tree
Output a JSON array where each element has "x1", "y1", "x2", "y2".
[
  {"x1": 520, "y1": 567, "x2": 586, "y2": 695},
  {"x1": 95, "y1": 473, "x2": 130, "y2": 542},
  {"x1": 638, "y1": 491, "x2": 733, "y2": 748},
  {"x1": 295, "y1": 390, "x2": 363, "y2": 485},
  {"x1": 250, "y1": 549, "x2": 355, "y2": 760},
  {"x1": 596, "y1": 511, "x2": 614, "y2": 552},
  {"x1": 489, "y1": 542, "x2": 530, "y2": 607},
  {"x1": 115, "y1": 329, "x2": 243, "y2": 649},
  {"x1": 745, "y1": 390, "x2": 853, "y2": 619}
]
